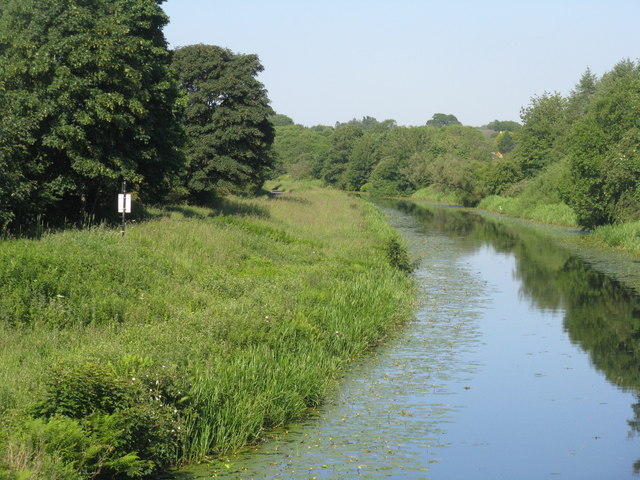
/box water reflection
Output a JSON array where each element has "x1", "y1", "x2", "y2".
[
  {"x1": 390, "y1": 200, "x2": 640, "y2": 475},
  {"x1": 170, "y1": 200, "x2": 640, "y2": 478},
  {"x1": 390, "y1": 200, "x2": 640, "y2": 392}
]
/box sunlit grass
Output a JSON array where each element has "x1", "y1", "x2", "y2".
[
  {"x1": 591, "y1": 221, "x2": 640, "y2": 253},
  {"x1": 478, "y1": 195, "x2": 578, "y2": 227},
  {"x1": 0, "y1": 185, "x2": 415, "y2": 477}
]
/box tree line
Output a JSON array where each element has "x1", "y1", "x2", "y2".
[
  {"x1": 2, "y1": 0, "x2": 637, "y2": 233},
  {"x1": 274, "y1": 60, "x2": 640, "y2": 229},
  {"x1": 0, "y1": 0, "x2": 275, "y2": 233}
]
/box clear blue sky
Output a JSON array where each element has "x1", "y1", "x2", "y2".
[{"x1": 162, "y1": 0, "x2": 640, "y2": 127}]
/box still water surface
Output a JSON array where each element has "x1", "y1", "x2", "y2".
[{"x1": 172, "y1": 202, "x2": 640, "y2": 479}]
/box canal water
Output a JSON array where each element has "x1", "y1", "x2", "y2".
[{"x1": 172, "y1": 201, "x2": 640, "y2": 479}]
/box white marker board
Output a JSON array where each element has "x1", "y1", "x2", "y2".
[{"x1": 118, "y1": 194, "x2": 132, "y2": 213}]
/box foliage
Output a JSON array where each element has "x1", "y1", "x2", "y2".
[
  {"x1": 336, "y1": 116, "x2": 396, "y2": 134},
  {"x1": 410, "y1": 185, "x2": 462, "y2": 205},
  {"x1": 495, "y1": 130, "x2": 515, "y2": 154},
  {"x1": 382, "y1": 237, "x2": 414, "y2": 273},
  {"x1": 0, "y1": 0, "x2": 183, "y2": 230},
  {"x1": 426, "y1": 113, "x2": 461, "y2": 127},
  {"x1": 565, "y1": 67, "x2": 598, "y2": 124},
  {"x1": 513, "y1": 92, "x2": 568, "y2": 177},
  {"x1": 563, "y1": 60, "x2": 640, "y2": 228},
  {"x1": 321, "y1": 124, "x2": 363, "y2": 186},
  {"x1": 32, "y1": 363, "x2": 130, "y2": 419},
  {"x1": 272, "y1": 124, "x2": 331, "y2": 179},
  {"x1": 480, "y1": 155, "x2": 523, "y2": 195},
  {"x1": 368, "y1": 156, "x2": 412, "y2": 197},
  {"x1": 340, "y1": 134, "x2": 381, "y2": 191},
  {"x1": 171, "y1": 44, "x2": 275, "y2": 201},
  {"x1": 483, "y1": 120, "x2": 522, "y2": 132},
  {"x1": 0, "y1": 186, "x2": 415, "y2": 478},
  {"x1": 269, "y1": 113, "x2": 294, "y2": 126}
]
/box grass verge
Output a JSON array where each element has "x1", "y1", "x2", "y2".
[
  {"x1": 0, "y1": 185, "x2": 415, "y2": 479},
  {"x1": 590, "y1": 221, "x2": 640, "y2": 254},
  {"x1": 477, "y1": 195, "x2": 578, "y2": 227}
]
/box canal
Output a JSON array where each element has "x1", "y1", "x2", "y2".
[{"x1": 170, "y1": 201, "x2": 640, "y2": 479}]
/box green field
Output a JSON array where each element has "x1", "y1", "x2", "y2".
[{"x1": 0, "y1": 184, "x2": 415, "y2": 479}]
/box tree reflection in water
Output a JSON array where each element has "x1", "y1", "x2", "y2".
[{"x1": 386, "y1": 199, "x2": 640, "y2": 471}]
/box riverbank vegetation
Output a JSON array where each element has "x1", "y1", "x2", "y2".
[
  {"x1": 0, "y1": 184, "x2": 415, "y2": 479},
  {"x1": 274, "y1": 61, "x2": 640, "y2": 253},
  {"x1": 0, "y1": 0, "x2": 275, "y2": 235}
]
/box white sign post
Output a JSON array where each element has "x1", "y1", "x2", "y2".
[
  {"x1": 118, "y1": 181, "x2": 131, "y2": 237},
  {"x1": 118, "y1": 193, "x2": 132, "y2": 214}
]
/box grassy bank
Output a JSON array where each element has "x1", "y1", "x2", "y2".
[
  {"x1": 0, "y1": 184, "x2": 415, "y2": 479},
  {"x1": 411, "y1": 186, "x2": 462, "y2": 205},
  {"x1": 477, "y1": 195, "x2": 578, "y2": 227},
  {"x1": 477, "y1": 195, "x2": 640, "y2": 255}
]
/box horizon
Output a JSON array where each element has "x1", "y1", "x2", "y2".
[{"x1": 162, "y1": 0, "x2": 640, "y2": 128}]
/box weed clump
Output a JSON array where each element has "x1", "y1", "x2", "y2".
[{"x1": 383, "y1": 237, "x2": 414, "y2": 273}]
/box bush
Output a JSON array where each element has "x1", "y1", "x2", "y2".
[
  {"x1": 33, "y1": 363, "x2": 130, "y2": 419},
  {"x1": 383, "y1": 237, "x2": 413, "y2": 273},
  {"x1": 23, "y1": 362, "x2": 189, "y2": 478}
]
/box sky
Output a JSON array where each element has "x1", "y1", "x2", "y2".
[{"x1": 161, "y1": 0, "x2": 640, "y2": 128}]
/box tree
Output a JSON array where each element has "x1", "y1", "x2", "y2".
[
  {"x1": 564, "y1": 60, "x2": 640, "y2": 227},
  {"x1": 0, "y1": 0, "x2": 183, "y2": 229},
  {"x1": 514, "y1": 92, "x2": 567, "y2": 177},
  {"x1": 426, "y1": 113, "x2": 461, "y2": 128},
  {"x1": 495, "y1": 131, "x2": 516, "y2": 154},
  {"x1": 368, "y1": 156, "x2": 412, "y2": 197},
  {"x1": 172, "y1": 44, "x2": 275, "y2": 201},
  {"x1": 425, "y1": 126, "x2": 492, "y2": 205},
  {"x1": 340, "y1": 134, "x2": 381, "y2": 191},
  {"x1": 272, "y1": 124, "x2": 331, "y2": 179},
  {"x1": 566, "y1": 67, "x2": 598, "y2": 124},
  {"x1": 484, "y1": 120, "x2": 522, "y2": 132},
  {"x1": 269, "y1": 113, "x2": 294, "y2": 126},
  {"x1": 321, "y1": 124, "x2": 363, "y2": 185},
  {"x1": 336, "y1": 116, "x2": 397, "y2": 134}
]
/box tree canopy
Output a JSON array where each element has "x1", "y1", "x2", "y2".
[
  {"x1": 0, "y1": 0, "x2": 183, "y2": 229},
  {"x1": 565, "y1": 60, "x2": 640, "y2": 227},
  {"x1": 426, "y1": 113, "x2": 461, "y2": 128},
  {"x1": 172, "y1": 44, "x2": 275, "y2": 200}
]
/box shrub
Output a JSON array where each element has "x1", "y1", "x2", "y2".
[
  {"x1": 25, "y1": 362, "x2": 189, "y2": 478},
  {"x1": 32, "y1": 363, "x2": 130, "y2": 419},
  {"x1": 383, "y1": 237, "x2": 413, "y2": 273}
]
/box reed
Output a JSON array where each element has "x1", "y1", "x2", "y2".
[{"x1": 591, "y1": 221, "x2": 640, "y2": 253}]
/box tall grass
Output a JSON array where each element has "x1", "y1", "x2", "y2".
[
  {"x1": 477, "y1": 159, "x2": 578, "y2": 227},
  {"x1": 478, "y1": 195, "x2": 578, "y2": 226},
  {"x1": 0, "y1": 185, "x2": 415, "y2": 478},
  {"x1": 591, "y1": 221, "x2": 640, "y2": 253},
  {"x1": 411, "y1": 185, "x2": 462, "y2": 205}
]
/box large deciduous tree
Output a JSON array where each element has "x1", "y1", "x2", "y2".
[
  {"x1": 321, "y1": 124, "x2": 363, "y2": 186},
  {"x1": 426, "y1": 113, "x2": 461, "y2": 128},
  {"x1": 0, "y1": 0, "x2": 183, "y2": 229},
  {"x1": 514, "y1": 92, "x2": 567, "y2": 177},
  {"x1": 564, "y1": 60, "x2": 640, "y2": 227},
  {"x1": 171, "y1": 44, "x2": 275, "y2": 201}
]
